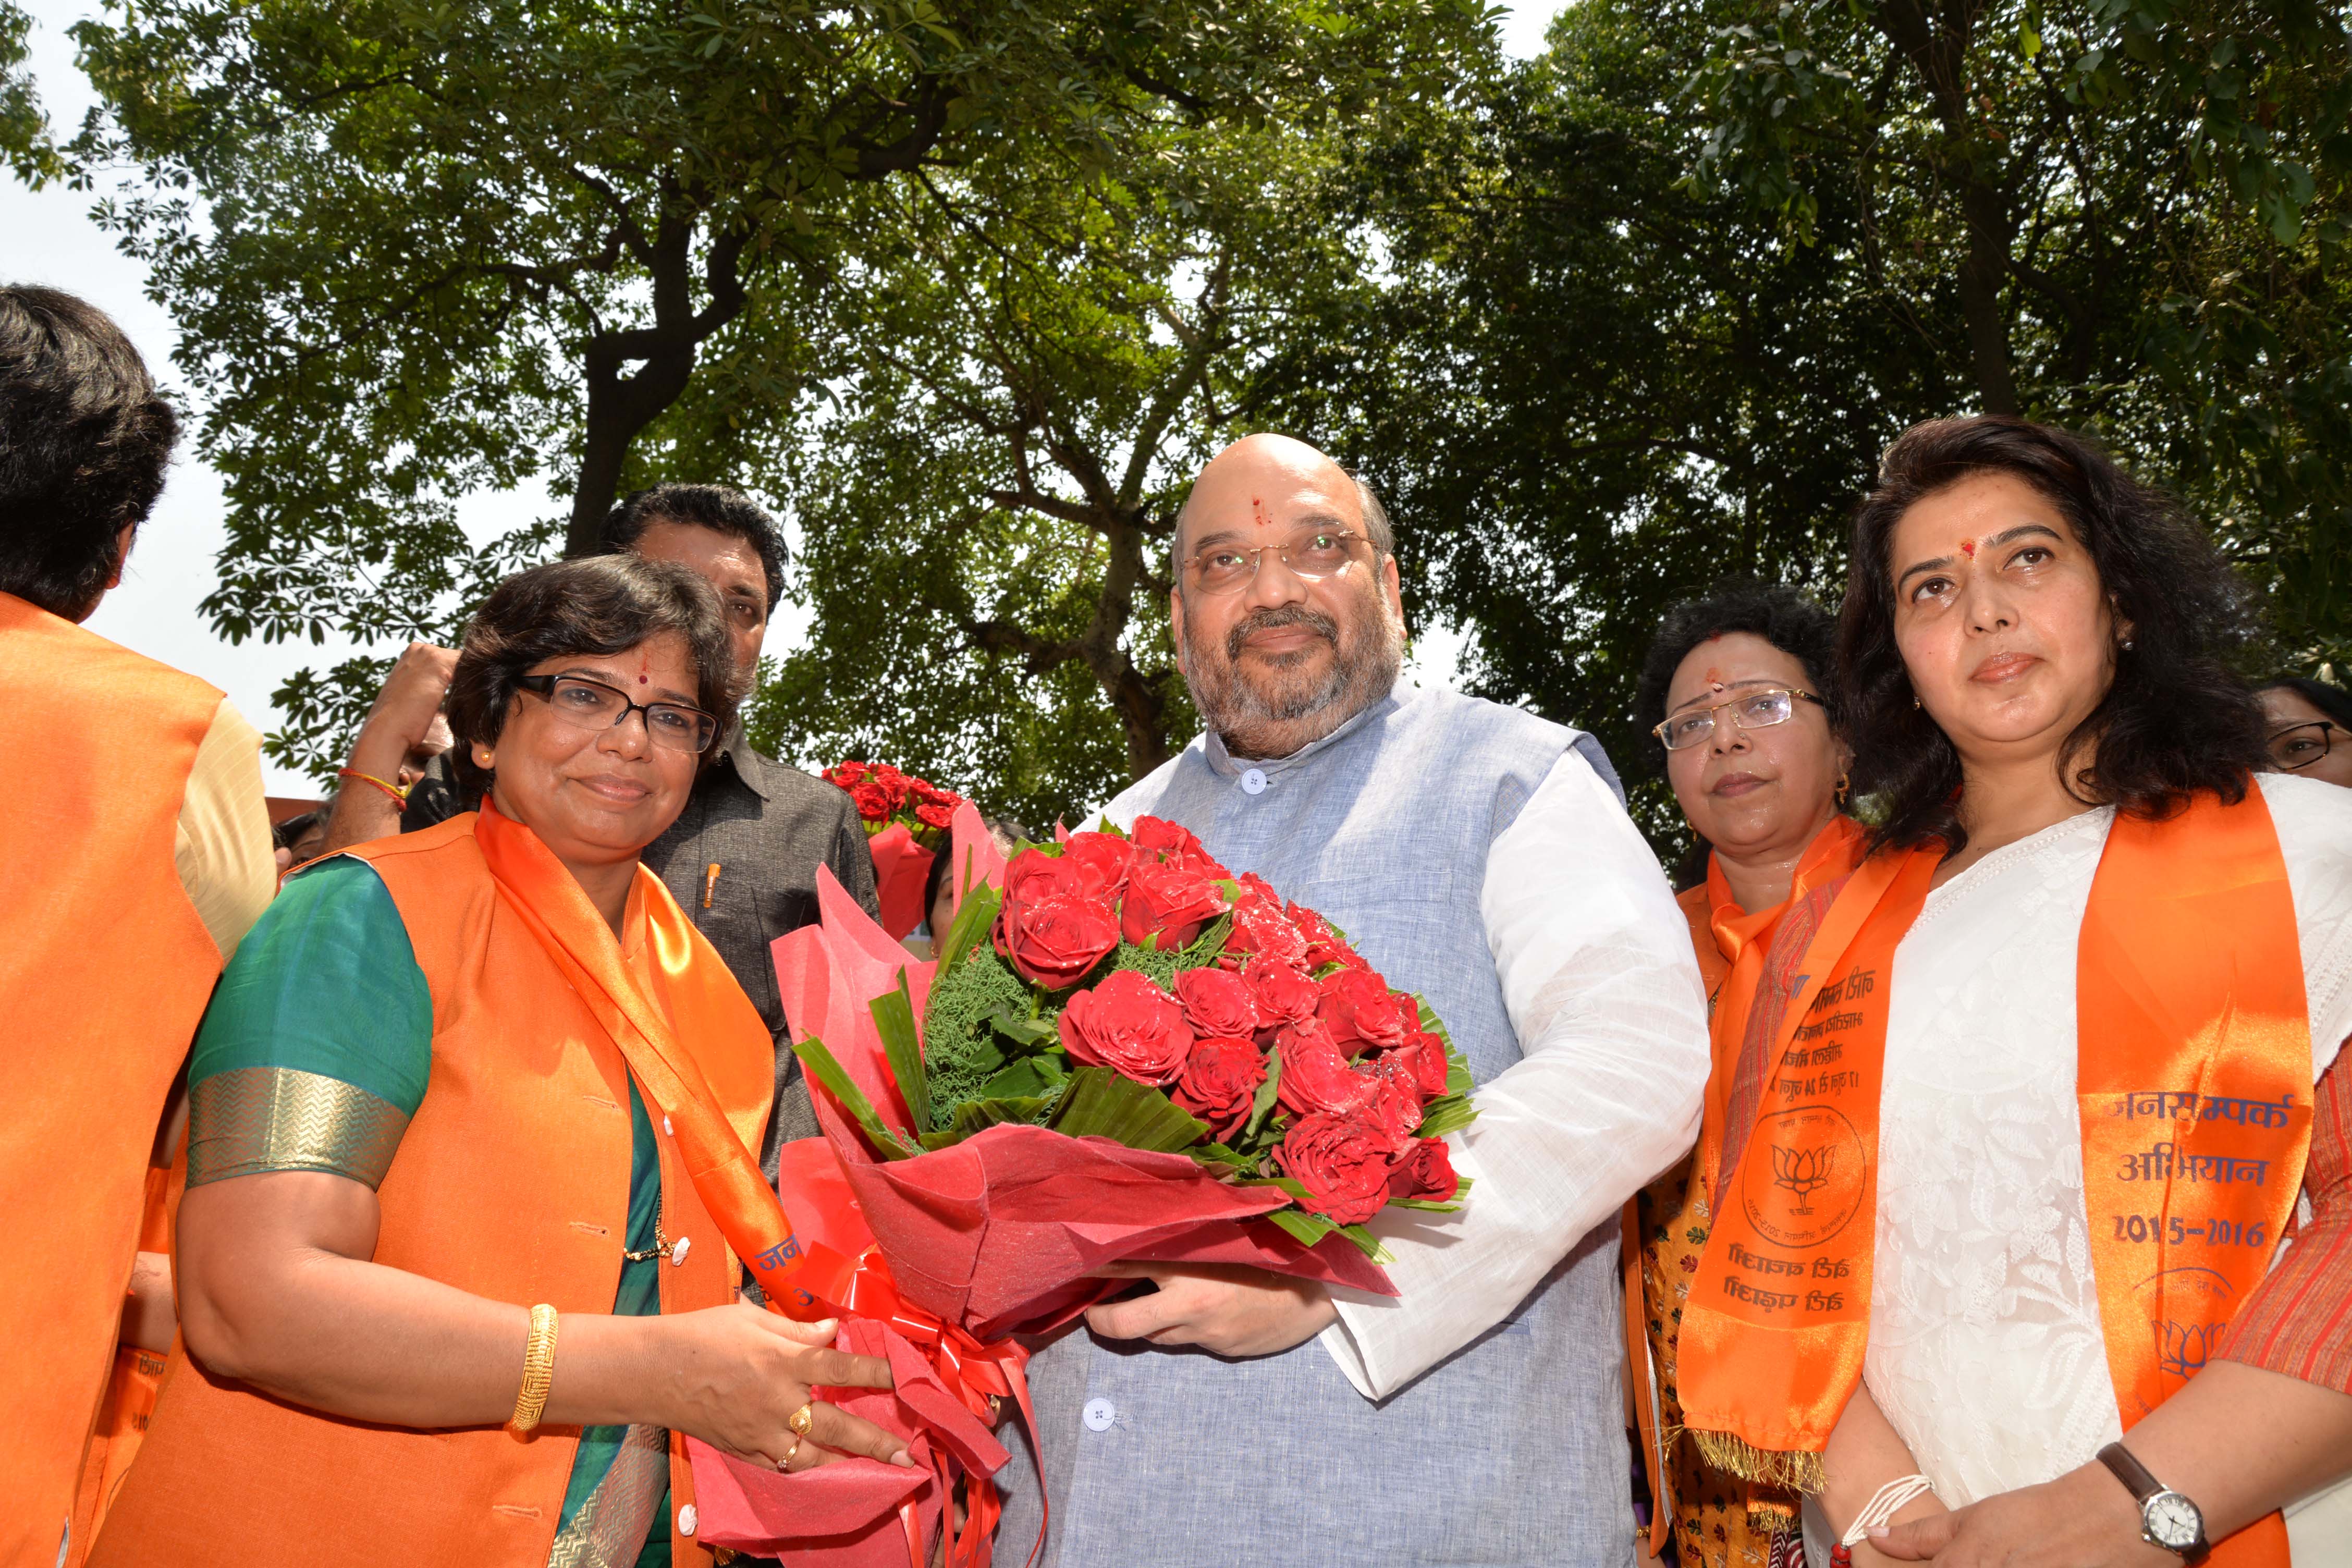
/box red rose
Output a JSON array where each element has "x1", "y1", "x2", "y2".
[
  {"x1": 1060, "y1": 831, "x2": 1137, "y2": 903},
  {"x1": 823, "y1": 760, "x2": 871, "y2": 788},
  {"x1": 1225, "y1": 877, "x2": 1309, "y2": 967},
  {"x1": 849, "y1": 781, "x2": 895, "y2": 822},
  {"x1": 1119, "y1": 858, "x2": 1228, "y2": 952},
  {"x1": 1287, "y1": 900, "x2": 1367, "y2": 971},
  {"x1": 1170, "y1": 1035, "x2": 1267, "y2": 1134},
  {"x1": 914, "y1": 801, "x2": 956, "y2": 829},
  {"x1": 995, "y1": 848, "x2": 1119, "y2": 988},
  {"x1": 1174, "y1": 965, "x2": 1259, "y2": 1037},
  {"x1": 1131, "y1": 814, "x2": 1205, "y2": 859},
  {"x1": 1275, "y1": 1018, "x2": 1376, "y2": 1118},
  {"x1": 1276, "y1": 1112, "x2": 1401, "y2": 1226},
  {"x1": 1058, "y1": 970, "x2": 1193, "y2": 1086},
  {"x1": 1243, "y1": 954, "x2": 1319, "y2": 1026},
  {"x1": 1387, "y1": 1030, "x2": 1453, "y2": 1098},
  {"x1": 1316, "y1": 967, "x2": 1413, "y2": 1055},
  {"x1": 1386, "y1": 1136, "x2": 1460, "y2": 1203},
  {"x1": 1361, "y1": 1065, "x2": 1426, "y2": 1143}
]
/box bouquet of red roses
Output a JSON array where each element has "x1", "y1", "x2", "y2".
[
  {"x1": 685, "y1": 806, "x2": 1475, "y2": 1566},
  {"x1": 823, "y1": 761, "x2": 969, "y2": 939}
]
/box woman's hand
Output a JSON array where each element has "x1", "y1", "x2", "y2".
[
  {"x1": 1870, "y1": 1465, "x2": 2169, "y2": 1567},
  {"x1": 652, "y1": 1305, "x2": 913, "y2": 1472}
]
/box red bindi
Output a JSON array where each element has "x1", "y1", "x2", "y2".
[
  {"x1": 1960, "y1": 539, "x2": 1978, "y2": 558},
  {"x1": 638, "y1": 675, "x2": 648, "y2": 685}
]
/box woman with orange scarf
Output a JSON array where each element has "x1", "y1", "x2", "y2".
[
  {"x1": 91, "y1": 557, "x2": 911, "y2": 1567},
  {"x1": 1675, "y1": 418, "x2": 2352, "y2": 1568},
  {"x1": 1623, "y1": 583, "x2": 1866, "y2": 1567}
]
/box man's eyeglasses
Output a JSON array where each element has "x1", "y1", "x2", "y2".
[
  {"x1": 2268, "y1": 720, "x2": 2339, "y2": 773},
  {"x1": 1181, "y1": 528, "x2": 1375, "y2": 596},
  {"x1": 516, "y1": 673, "x2": 717, "y2": 755},
  {"x1": 1653, "y1": 688, "x2": 1826, "y2": 751}
]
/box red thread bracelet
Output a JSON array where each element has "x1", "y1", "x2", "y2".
[{"x1": 337, "y1": 768, "x2": 410, "y2": 811}]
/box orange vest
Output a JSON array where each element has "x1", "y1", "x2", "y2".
[
  {"x1": 0, "y1": 593, "x2": 226, "y2": 1566},
  {"x1": 92, "y1": 814, "x2": 773, "y2": 1568}
]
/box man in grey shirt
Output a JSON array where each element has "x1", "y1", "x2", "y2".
[{"x1": 321, "y1": 484, "x2": 879, "y2": 1173}]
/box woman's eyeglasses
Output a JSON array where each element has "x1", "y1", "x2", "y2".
[
  {"x1": 1653, "y1": 688, "x2": 1826, "y2": 751},
  {"x1": 2267, "y1": 720, "x2": 2338, "y2": 773},
  {"x1": 516, "y1": 673, "x2": 717, "y2": 755}
]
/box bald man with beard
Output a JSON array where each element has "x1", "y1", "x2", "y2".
[{"x1": 993, "y1": 435, "x2": 1711, "y2": 1566}]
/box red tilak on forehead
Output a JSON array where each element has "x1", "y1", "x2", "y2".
[{"x1": 1960, "y1": 538, "x2": 1978, "y2": 558}]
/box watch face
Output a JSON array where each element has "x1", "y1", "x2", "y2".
[{"x1": 2146, "y1": 1491, "x2": 2202, "y2": 1550}]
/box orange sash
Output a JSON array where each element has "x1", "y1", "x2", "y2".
[
  {"x1": 1696, "y1": 816, "x2": 1868, "y2": 1208},
  {"x1": 473, "y1": 801, "x2": 861, "y2": 1321},
  {"x1": 1677, "y1": 792, "x2": 2311, "y2": 1564}
]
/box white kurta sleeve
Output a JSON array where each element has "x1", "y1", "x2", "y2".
[{"x1": 1319, "y1": 745, "x2": 1710, "y2": 1398}]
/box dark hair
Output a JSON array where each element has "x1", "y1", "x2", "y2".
[
  {"x1": 0, "y1": 286, "x2": 180, "y2": 618},
  {"x1": 1635, "y1": 579, "x2": 1841, "y2": 741},
  {"x1": 920, "y1": 813, "x2": 1031, "y2": 923},
  {"x1": 446, "y1": 555, "x2": 740, "y2": 800},
  {"x1": 1839, "y1": 416, "x2": 2267, "y2": 855},
  {"x1": 2256, "y1": 676, "x2": 2352, "y2": 733},
  {"x1": 271, "y1": 810, "x2": 323, "y2": 854},
  {"x1": 602, "y1": 483, "x2": 785, "y2": 611},
  {"x1": 1637, "y1": 580, "x2": 1843, "y2": 887}
]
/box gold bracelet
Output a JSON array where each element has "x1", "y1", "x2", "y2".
[{"x1": 509, "y1": 1303, "x2": 559, "y2": 1434}]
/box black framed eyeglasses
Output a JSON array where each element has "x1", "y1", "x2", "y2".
[
  {"x1": 2267, "y1": 720, "x2": 2338, "y2": 773},
  {"x1": 1653, "y1": 688, "x2": 1827, "y2": 751},
  {"x1": 514, "y1": 673, "x2": 717, "y2": 755},
  {"x1": 1181, "y1": 527, "x2": 1376, "y2": 596}
]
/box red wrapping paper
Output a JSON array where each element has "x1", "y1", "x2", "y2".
[{"x1": 866, "y1": 822, "x2": 936, "y2": 941}]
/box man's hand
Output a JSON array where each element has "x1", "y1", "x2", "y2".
[
  {"x1": 1871, "y1": 1465, "x2": 2171, "y2": 1568},
  {"x1": 1083, "y1": 1261, "x2": 1337, "y2": 1358}
]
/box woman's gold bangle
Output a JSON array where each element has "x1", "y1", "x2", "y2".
[{"x1": 509, "y1": 1303, "x2": 559, "y2": 1434}]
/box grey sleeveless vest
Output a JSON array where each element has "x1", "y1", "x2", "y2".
[{"x1": 993, "y1": 683, "x2": 1639, "y2": 1567}]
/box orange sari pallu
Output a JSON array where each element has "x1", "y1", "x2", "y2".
[{"x1": 1676, "y1": 791, "x2": 2313, "y2": 1566}]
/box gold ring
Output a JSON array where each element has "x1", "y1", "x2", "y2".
[
  {"x1": 776, "y1": 1434, "x2": 807, "y2": 1472},
  {"x1": 787, "y1": 1402, "x2": 817, "y2": 1438}
]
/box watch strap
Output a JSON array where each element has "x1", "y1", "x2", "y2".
[{"x1": 2097, "y1": 1442, "x2": 2163, "y2": 1504}]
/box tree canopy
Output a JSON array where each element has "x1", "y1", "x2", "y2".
[{"x1": 29, "y1": 0, "x2": 2348, "y2": 835}]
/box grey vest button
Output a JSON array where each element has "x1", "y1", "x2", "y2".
[
  {"x1": 1082, "y1": 1396, "x2": 1117, "y2": 1431},
  {"x1": 1240, "y1": 768, "x2": 1268, "y2": 795}
]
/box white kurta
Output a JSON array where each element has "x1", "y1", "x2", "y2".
[{"x1": 1839, "y1": 773, "x2": 2352, "y2": 1553}]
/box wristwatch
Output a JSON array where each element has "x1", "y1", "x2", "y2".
[{"x1": 2096, "y1": 1442, "x2": 2210, "y2": 1563}]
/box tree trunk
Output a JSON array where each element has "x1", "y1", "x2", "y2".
[{"x1": 1957, "y1": 183, "x2": 2022, "y2": 416}]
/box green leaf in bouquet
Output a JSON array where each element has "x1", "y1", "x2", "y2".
[
  {"x1": 1413, "y1": 1093, "x2": 1478, "y2": 1141},
  {"x1": 1413, "y1": 997, "x2": 1476, "y2": 1100},
  {"x1": 1243, "y1": 1174, "x2": 1312, "y2": 1201},
  {"x1": 1241, "y1": 1048, "x2": 1284, "y2": 1142},
  {"x1": 1188, "y1": 1141, "x2": 1259, "y2": 1175},
  {"x1": 932, "y1": 877, "x2": 1001, "y2": 971},
  {"x1": 1173, "y1": 912, "x2": 1233, "y2": 972},
  {"x1": 789, "y1": 1034, "x2": 921, "y2": 1161},
  {"x1": 977, "y1": 1054, "x2": 1064, "y2": 1100},
  {"x1": 985, "y1": 1006, "x2": 1060, "y2": 1052},
  {"x1": 1266, "y1": 1207, "x2": 1337, "y2": 1249},
  {"x1": 922, "y1": 944, "x2": 1035, "y2": 1120},
  {"x1": 1050, "y1": 1065, "x2": 1209, "y2": 1153},
  {"x1": 1338, "y1": 1222, "x2": 1394, "y2": 1264},
  {"x1": 917, "y1": 1092, "x2": 1065, "y2": 1150},
  {"x1": 871, "y1": 973, "x2": 932, "y2": 1133}
]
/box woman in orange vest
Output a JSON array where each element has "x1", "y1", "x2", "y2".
[
  {"x1": 1622, "y1": 582, "x2": 1867, "y2": 1567},
  {"x1": 1674, "y1": 417, "x2": 2352, "y2": 1568},
  {"x1": 94, "y1": 556, "x2": 912, "y2": 1568}
]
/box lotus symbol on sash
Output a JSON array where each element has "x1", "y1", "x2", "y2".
[
  {"x1": 1771, "y1": 1143, "x2": 1834, "y2": 1215},
  {"x1": 2154, "y1": 1318, "x2": 2221, "y2": 1381}
]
